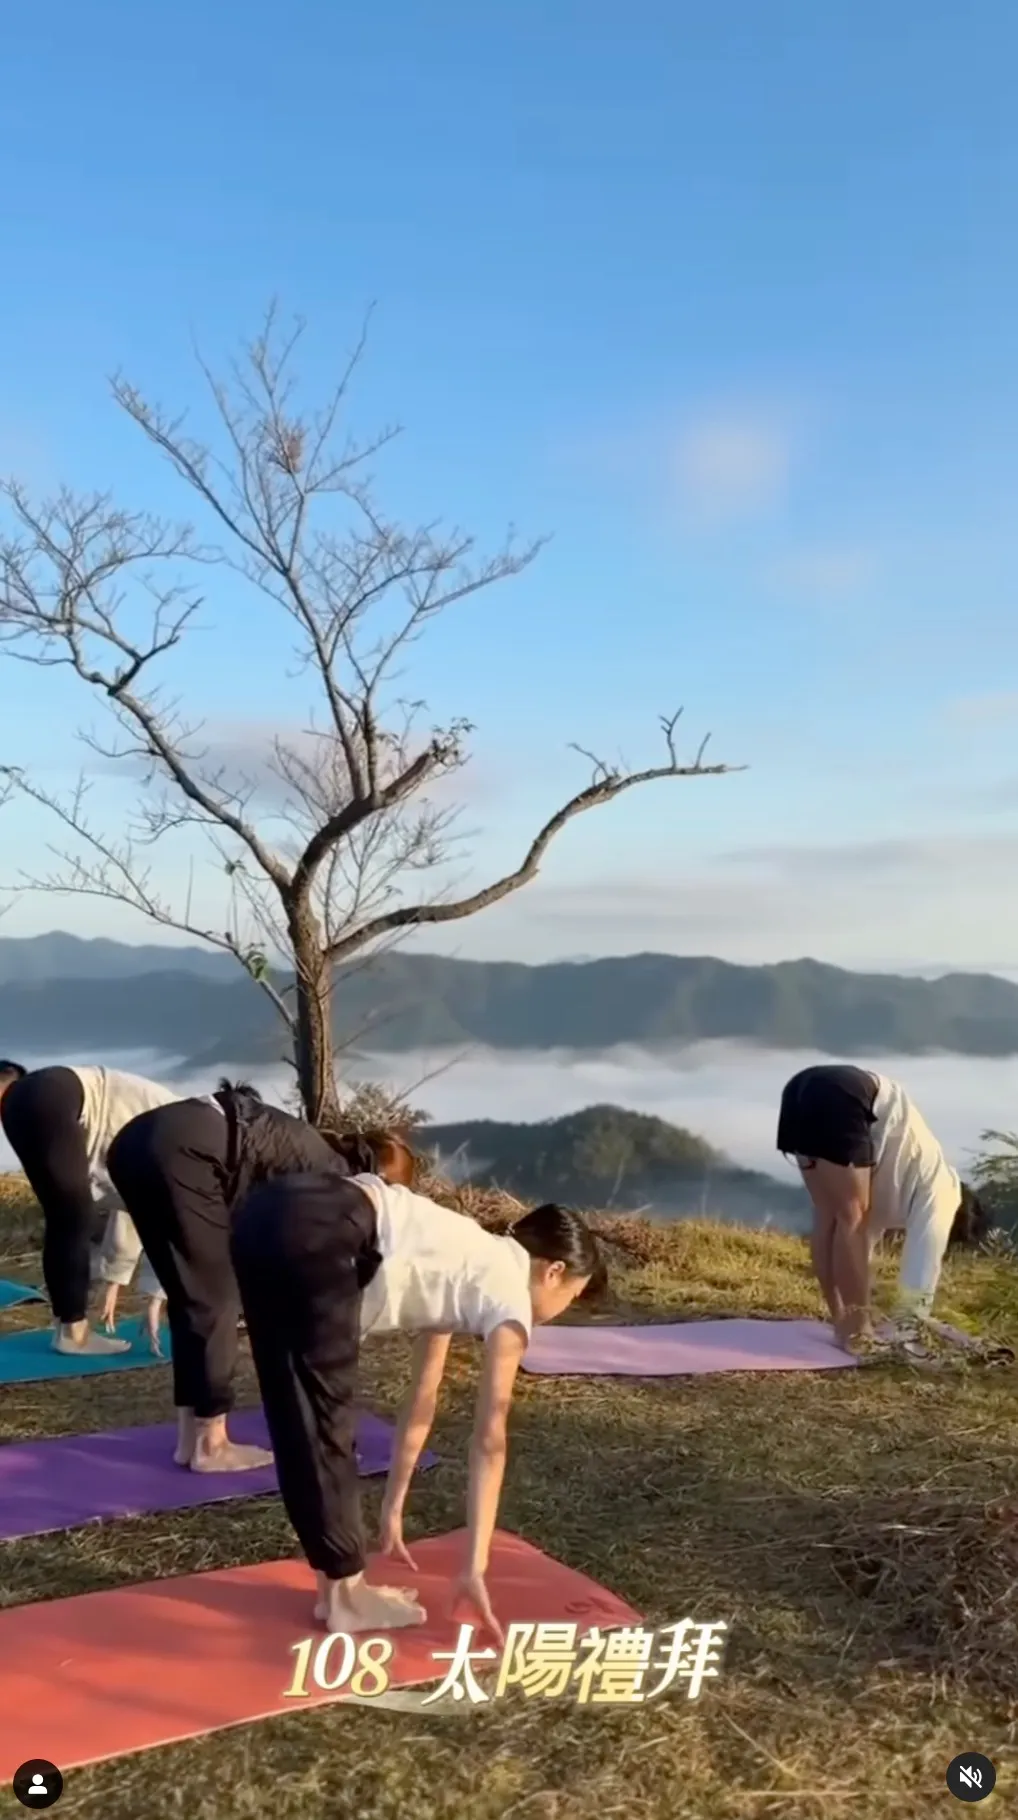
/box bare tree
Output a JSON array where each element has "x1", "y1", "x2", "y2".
[{"x1": 0, "y1": 309, "x2": 740, "y2": 1125}]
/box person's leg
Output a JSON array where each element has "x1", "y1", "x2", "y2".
[
  {"x1": 232, "y1": 1173, "x2": 424, "y2": 1631},
  {"x1": 778, "y1": 1068, "x2": 877, "y2": 1339},
  {"x1": 108, "y1": 1106, "x2": 270, "y2": 1471},
  {"x1": 806, "y1": 1194, "x2": 842, "y2": 1325},
  {"x1": 798, "y1": 1158, "x2": 873, "y2": 1328},
  {"x1": 0, "y1": 1067, "x2": 128, "y2": 1353}
]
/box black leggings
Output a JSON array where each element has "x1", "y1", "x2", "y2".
[
  {"x1": 0, "y1": 1066, "x2": 91, "y2": 1323},
  {"x1": 107, "y1": 1100, "x2": 237, "y2": 1418},
  {"x1": 231, "y1": 1172, "x2": 381, "y2": 1581}
]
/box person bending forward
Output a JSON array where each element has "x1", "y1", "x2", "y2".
[
  {"x1": 0, "y1": 1059, "x2": 181, "y2": 1356},
  {"x1": 777, "y1": 1064, "x2": 964, "y2": 1350},
  {"x1": 230, "y1": 1170, "x2": 602, "y2": 1639},
  {"x1": 106, "y1": 1083, "x2": 353, "y2": 1473}
]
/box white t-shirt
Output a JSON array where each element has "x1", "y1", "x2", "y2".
[
  {"x1": 352, "y1": 1176, "x2": 534, "y2": 1343},
  {"x1": 866, "y1": 1074, "x2": 960, "y2": 1310},
  {"x1": 70, "y1": 1065, "x2": 182, "y2": 1294}
]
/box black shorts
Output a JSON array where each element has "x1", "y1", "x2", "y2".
[{"x1": 776, "y1": 1065, "x2": 879, "y2": 1169}]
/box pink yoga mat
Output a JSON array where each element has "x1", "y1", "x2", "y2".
[{"x1": 522, "y1": 1318, "x2": 858, "y2": 1376}]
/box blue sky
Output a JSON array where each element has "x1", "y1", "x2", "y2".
[{"x1": 2, "y1": 0, "x2": 1018, "y2": 972}]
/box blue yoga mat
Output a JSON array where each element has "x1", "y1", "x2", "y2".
[
  {"x1": 0, "y1": 1280, "x2": 45, "y2": 1310},
  {"x1": 0, "y1": 1318, "x2": 167, "y2": 1384}
]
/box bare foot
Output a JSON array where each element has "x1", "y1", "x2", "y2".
[
  {"x1": 190, "y1": 1440, "x2": 274, "y2": 1474},
  {"x1": 52, "y1": 1325, "x2": 130, "y2": 1356},
  {"x1": 320, "y1": 1580, "x2": 426, "y2": 1633},
  {"x1": 311, "y1": 1580, "x2": 421, "y2": 1622},
  {"x1": 313, "y1": 1565, "x2": 414, "y2": 1624}
]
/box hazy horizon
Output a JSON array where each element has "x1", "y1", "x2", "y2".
[
  {"x1": 2, "y1": 1040, "x2": 1014, "y2": 1192},
  {"x1": 4, "y1": 928, "x2": 1018, "y2": 984}
]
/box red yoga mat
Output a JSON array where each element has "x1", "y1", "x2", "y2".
[{"x1": 0, "y1": 1530, "x2": 642, "y2": 1776}]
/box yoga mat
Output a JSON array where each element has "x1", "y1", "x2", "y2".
[
  {"x1": 523, "y1": 1317, "x2": 859, "y2": 1377},
  {"x1": 0, "y1": 1411, "x2": 437, "y2": 1543},
  {"x1": 0, "y1": 1529, "x2": 642, "y2": 1774},
  {"x1": 0, "y1": 1279, "x2": 44, "y2": 1310},
  {"x1": 0, "y1": 1317, "x2": 166, "y2": 1384}
]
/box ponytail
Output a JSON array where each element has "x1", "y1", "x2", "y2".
[
  {"x1": 323, "y1": 1128, "x2": 417, "y2": 1187},
  {"x1": 216, "y1": 1078, "x2": 263, "y2": 1101},
  {"x1": 509, "y1": 1202, "x2": 604, "y2": 1291}
]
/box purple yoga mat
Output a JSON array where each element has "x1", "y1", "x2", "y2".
[
  {"x1": 522, "y1": 1318, "x2": 859, "y2": 1377},
  {"x1": 0, "y1": 1410, "x2": 436, "y2": 1543}
]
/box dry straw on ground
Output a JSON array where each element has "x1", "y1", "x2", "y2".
[{"x1": 823, "y1": 1489, "x2": 1018, "y2": 1697}]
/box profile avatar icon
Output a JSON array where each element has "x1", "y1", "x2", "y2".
[{"x1": 12, "y1": 1760, "x2": 64, "y2": 1808}]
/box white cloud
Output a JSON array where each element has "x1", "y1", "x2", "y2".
[
  {"x1": 84, "y1": 715, "x2": 508, "y2": 813},
  {"x1": 408, "y1": 833, "x2": 1018, "y2": 972},
  {"x1": 6, "y1": 1041, "x2": 1015, "y2": 1189},
  {"x1": 949, "y1": 691, "x2": 1018, "y2": 727},
  {"x1": 769, "y1": 546, "x2": 876, "y2": 601},
  {"x1": 672, "y1": 413, "x2": 791, "y2": 525}
]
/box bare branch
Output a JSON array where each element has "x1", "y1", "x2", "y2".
[{"x1": 327, "y1": 720, "x2": 743, "y2": 963}]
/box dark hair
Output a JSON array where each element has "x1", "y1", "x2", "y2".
[
  {"x1": 0, "y1": 1059, "x2": 26, "y2": 1085},
  {"x1": 949, "y1": 1182, "x2": 991, "y2": 1249},
  {"x1": 508, "y1": 1203, "x2": 603, "y2": 1284},
  {"x1": 323, "y1": 1128, "x2": 416, "y2": 1187},
  {"x1": 217, "y1": 1077, "x2": 262, "y2": 1100}
]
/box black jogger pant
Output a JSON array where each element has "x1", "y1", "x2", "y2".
[
  {"x1": 1, "y1": 1066, "x2": 91, "y2": 1323},
  {"x1": 107, "y1": 1099, "x2": 238, "y2": 1417},
  {"x1": 231, "y1": 1172, "x2": 381, "y2": 1581}
]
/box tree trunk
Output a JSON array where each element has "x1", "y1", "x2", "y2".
[{"x1": 287, "y1": 902, "x2": 342, "y2": 1127}]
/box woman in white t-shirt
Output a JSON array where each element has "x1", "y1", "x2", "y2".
[
  {"x1": 0, "y1": 1059, "x2": 181, "y2": 1356},
  {"x1": 776, "y1": 1064, "x2": 971, "y2": 1350},
  {"x1": 230, "y1": 1168, "x2": 603, "y2": 1642}
]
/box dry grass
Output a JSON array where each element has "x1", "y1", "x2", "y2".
[
  {"x1": 825, "y1": 1491, "x2": 1018, "y2": 1697},
  {"x1": 1, "y1": 1170, "x2": 1017, "y2": 1819}
]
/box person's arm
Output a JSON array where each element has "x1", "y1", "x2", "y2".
[
  {"x1": 93, "y1": 1203, "x2": 145, "y2": 1329},
  {"x1": 895, "y1": 1177, "x2": 953, "y2": 1320},
  {"x1": 379, "y1": 1332, "x2": 453, "y2": 1548},
  {"x1": 453, "y1": 1321, "x2": 527, "y2": 1642},
  {"x1": 94, "y1": 1204, "x2": 144, "y2": 1288}
]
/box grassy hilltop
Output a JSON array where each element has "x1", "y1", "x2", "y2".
[{"x1": 1, "y1": 1172, "x2": 1016, "y2": 1820}]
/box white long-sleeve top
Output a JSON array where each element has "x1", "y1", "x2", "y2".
[
  {"x1": 67, "y1": 1065, "x2": 182, "y2": 1297},
  {"x1": 865, "y1": 1074, "x2": 961, "y2": 1313}
]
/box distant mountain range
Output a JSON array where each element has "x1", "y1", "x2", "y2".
[{"x1": 1, "y1": 932, "x2": 1017, "y2": 1064}]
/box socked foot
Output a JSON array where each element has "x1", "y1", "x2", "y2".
[
  {"x1": 317, "y1": 1577, "x2": 426, "y2": 1632},
  {"x1": 190, "y1": 1439, "x2": 274, "y2": 1474},
  {"x1": 52, "y1": 1324, "x2": 130, "y2": 1356}
]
